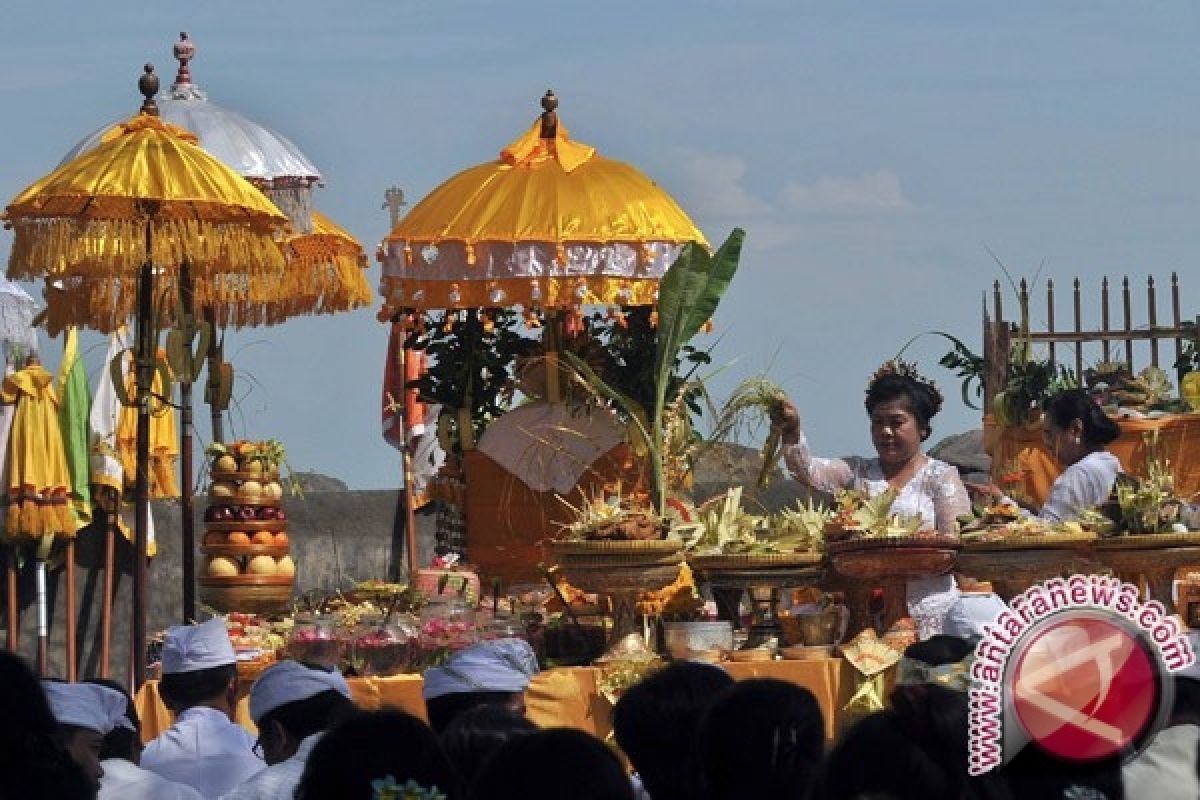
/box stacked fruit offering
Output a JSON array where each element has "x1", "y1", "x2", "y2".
[{"x1": 198, "y1": 440, "x2": 295, "y2": 613}]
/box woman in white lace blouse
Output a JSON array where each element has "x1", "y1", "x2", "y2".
[
  {"x1": 770, "y1": 361, "x2": 972, "y2": 637},
  {"x1": 971, "y1": 389, "x2": 1123, "y2": 523}
]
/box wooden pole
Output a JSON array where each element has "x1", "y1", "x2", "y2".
[
  {"x1": 132, "y1": 248, "x2": 154, "y2": 690},
  {"x1": 65, "y1": 541, "x2": 76, "y2": 681},
  {"x1": 5, "y1": 546, "x2": 16, "y2": 651},
  {"x1": 35, "y1": 560, "x2": 47, "y2": 674},
  {"x1": 100, "y1": 498, "x2": 116, "y2": 679},
  {"x1": 179, "y1": 263, "x2": 196, "y2": 623},
  {"x1": 395, "y1": 321, "x2": 419, "y2": 578},
  {"x1": 204, "y1": 307, "x2": 225, "y2": 444}
]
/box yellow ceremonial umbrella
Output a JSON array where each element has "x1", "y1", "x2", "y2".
[
  {"x1": 379, "y1": 91, "x2": 707, "y2": 313},
  {"x1": 377, "y1": 91, "x2": 707, "y2": 574},
  {"x1": 2, "y1": 64, "x2": 288, "y2": 686}
]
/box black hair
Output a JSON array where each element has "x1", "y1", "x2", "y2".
[
  {"x1": 258, "y1": 688, "x2": 356, "y2": 743},
  {"x1": 697, "y1": 678, "x2": 824, "y2": 800},
  {"x1": 903, "y1": 634, "x2": 973, "y2": 668},
  {"x1": 84, "y1": 678, "x2": 139, "y2": 762},
  {"x1": 1000, "y1": 743, "x2": 1124, "y2": 800},
  {"x1": 439, "y1": 705, "x2": 536, "y2": 789},
  {"x1": 466, "y1": 727, "x2": 633, "y2": 800},
  {"x1": 295, "y1": 710, "x2": 461, "y2": 800},
  {"x1": 820, "y1": 710, "x2": 957, "y2": 800},
  {"x1": 612, "y1": 661, "x2": 734, "y2": 800},
  {"x1": 0, "y1": 650, "x2": 97, "y2": 800},
  {"x1": 159, "y1": 663, "x2": 236, "y2": 712},
  {"x1": 426, "y1": 690, "x2": 521, "y2": 735},
  {"x1": 1044, "y1": 389, "x2": 1120, "y2": 447},
  {"x1": 865, "y1": 373, "x2": 942, "y2": 441}
]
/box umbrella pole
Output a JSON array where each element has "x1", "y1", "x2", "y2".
[
  {"x1": 396, "y1": 326, "x2": 419, "y2": 578},
  {"x1": 131, "y1": 255, "x2": 153, "y2": 689},
  {"x1": 35, "y1": 559, "x2": 47, "y2": 674},
  {"x1": 5, "y1": 545, "x2": 16, "y2": 650},
  {"x1": 65, "y1": 541, "x2": 76, "y2": 680},
  {"x1": 179, "y1": 264, "x2": 196, "y2": 623},
  {"x1": 100, "y1": 495, "x2": 116, "y2": 679},
  {"x1": 204, "y1": 308, "x2": 224, "y2": 444}
]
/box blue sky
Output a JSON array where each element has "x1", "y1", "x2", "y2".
[{"x1": 2, "y1": 2, "x2": 1198, "y2": 488}]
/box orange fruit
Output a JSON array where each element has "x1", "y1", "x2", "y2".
[
  {"x1": 227, "y1": 532, "x2": 251, "y2": 546},
  {"x1": 251, "y1": 531, "x2": 275, "y2": 546},
  {"x1": 274, "y1": 532, "x2": 289, "y2": 547}
]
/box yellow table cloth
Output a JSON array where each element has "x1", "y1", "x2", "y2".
[
  {"x1": 984, "y1": 412, "x2": 1200, "y2": 507},
  {"x1": 134, "y1": 659, "x2": 851, "y2": 744}
]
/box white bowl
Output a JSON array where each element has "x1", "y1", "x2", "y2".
[{"x1": 663, "y1": 621, "x2": 734, "y2": 660}]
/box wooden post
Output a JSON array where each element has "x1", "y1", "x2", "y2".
[
  {"x1": 1148, "y1": 276, "x2": 1159, "y2": 367},
  {"x1": 1123, "y1": 277, "x2": 1134, "y2": 366},
  {"x1": 1072, "y1": 278, "x2": 1083, "y2": 377},
  {"x1": 5, "y1": 547, "x2": 16, "y2": 651},
  {"x1": 179, "y1": 262, "x2": 196, "y2": 623},
  {"x1": 395, "y1": 323, "x2": 419, "y2": 579},
  {"x1": 1101, "y1": 277, "x2": 1111, "y2": 363},
  {"x1": 1046, "y1": 278, "x2": 1056, "y2": 367},
  {"x1": 132, "y1": 251, "x2": 154, "y2": 690},
  {"x1": 100, "y1": 499, "x2": 116, "y2": 679},
  {"x1": 65, "y1": 541, "x2": 76, "y2": 681}
]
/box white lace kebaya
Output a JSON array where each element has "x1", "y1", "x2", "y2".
[{"x1": 783, "y1": 432, "x2": 972, "y2": 638}]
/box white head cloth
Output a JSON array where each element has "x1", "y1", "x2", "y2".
[
  {"x1": 161, "y1": 617, "x2": 236, "y2": 674},
  {"x1": 43, "y1": 681, "x2": 134, "y2": 734},
  {"x1": 943, "y1": 592, "x2": 1010, "y2": 641},
  {"x1": 249, "y1": 660, "x2": 352, "y2": 724},
  {"x1": 423, "y1": 638, "x2": 539, "y2": 700}
]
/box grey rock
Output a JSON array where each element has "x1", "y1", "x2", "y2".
[
  {"x1": 290, "y1": 471, "x2": 349, "y2": 492},
  {"x1": 928, "y1": 430, "x2": 990, "y2": 474}
]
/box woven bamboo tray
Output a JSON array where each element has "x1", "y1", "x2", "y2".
[
  {"x1": 210, "y1": 470, "x2": 281, "y2": 482},
  {"x1": 1093, "y1": 532, "x2": 1200, "y2": 549},
  {"x1": 206, "y1": 520, "x2": 287, "y2": 533},
  {"x1": 688, "y1": 551, "x2": 824, "y2": 570},
  {"x1": 549, "y1": 539, "x2": 681, "y2": 555},
  {"x1": 963, "y1": 533, "x2": 1097, "y2": 552},
  {"x1": 201, "y1": 544, "x2": 290, "y2": 558},
  {"x1": 826, "y1": 535, "x2": 961, "y2": 555}
]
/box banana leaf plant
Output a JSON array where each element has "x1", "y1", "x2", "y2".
[{"x1": 564, "y1": 228, "x2": 745, "y2": 515}]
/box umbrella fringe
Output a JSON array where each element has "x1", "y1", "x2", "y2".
[
  {"x1": 3, "y1": 494, "x2": 79, "y2": 541},
  {"x1": 8, "y1": 218, "x2": 286, "y2": 282},
  {"x1": 39, "y1": 250, "x2": 370, "y2": 334}
]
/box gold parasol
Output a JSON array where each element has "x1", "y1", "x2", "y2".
[
  {"x1": 378, "y1": 91, "x2": 706, "y2": 314},
  {"x1": 2, "y1": 64, "x2": 289, "y2": 686}
]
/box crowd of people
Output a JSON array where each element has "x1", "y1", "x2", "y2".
[{"x1": 2, "y1": 619, "x2": 1199, "y2": 799}]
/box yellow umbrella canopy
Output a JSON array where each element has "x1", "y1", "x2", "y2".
[
  {"x1": 4, "y1": 84, "x2": 288, "y2": 332},
  {"x1": 379, "y1": 91, "x2": 706, "y2": 312}
]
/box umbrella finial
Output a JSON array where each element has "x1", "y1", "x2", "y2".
[
  {"x1": 139, "y1": 64, "x2": 160, "y2": 116},
  {"x1": 539, "y1": 90, "x2": 558, "y2": 139},
  {"x1": 173, "y1": 32, "x2": 195, "y2": 88}
]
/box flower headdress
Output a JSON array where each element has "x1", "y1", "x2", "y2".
[
  {"x1": 866, "y1": 359, "x2": 944, "y2": 415},
  {"x1": 371, "y1": 776, "x2": 448, "y2": 800}
]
